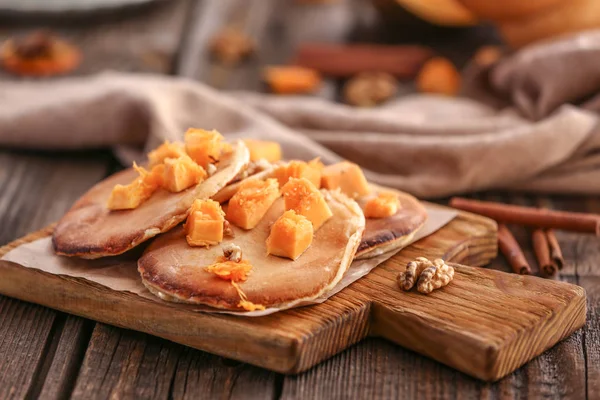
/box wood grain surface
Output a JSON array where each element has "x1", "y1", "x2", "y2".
[
  {"x1": 0, "y1": 206, "x2": 586, "y2": 381},
  {"x1": 0, "y1": 0, "x2": 597, "y2": 398}
]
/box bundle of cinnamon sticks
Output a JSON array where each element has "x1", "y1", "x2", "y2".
[{"x1": 449, "y1": 197, "x2": 599, "y2": 277}]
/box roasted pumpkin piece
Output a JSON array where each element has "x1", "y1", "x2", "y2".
[
  {"x1": 226, "y1": 178, "x2": 280, "y2": 230},
  {"x1": 264, "y1": 66, "x2": 321, "y2": 95},
  {"x1": 266, "y1": 210, "x2": 314, "y2": 260},
  {"x1": 185, "y1": 199, "x2": 226, "y2": 247},
  {"x1": 282, "y1": 178, "x2": 332, "y2": 230},
  {"x1": 321, "y1": 161, "x2": 370, "y2": 198},
  {"x1": 147, "y1": 141, "x2": 186, "y2": 167},
  {"x1": 107, "y1": 163, "x2": 160, "y2": 210},
  {"x1": 162, "y1": 155, "x2": 207, "y2": 193},
  {"x1": 184, "y1": 128, "x2": 224, "y2": 169},
  {"x1": 242, "y1": 139, "x2": 282, "y2": 163},
  {"x1": 107, "y1": 180, "x2": 155, "y2": 210},
  {"x1": 364, "y1": 191, "x2": 400, "y2": 218},
  {"x1": 273, "y1": 159, "x2": 322, "y2": 188},
  {"x1": 135, "y1": 162, "x2": 165, "y2": 188}
]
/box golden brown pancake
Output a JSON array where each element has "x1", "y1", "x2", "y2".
[
  {"x1": 354, "y1": 185, "x2": 427, "y2": 259},
  {"x1": 53, "y1": 141, "x2": 249, "y2": 259},
  {"x1": 138, "y1": 190, "x2": 365, "y2": 310}
]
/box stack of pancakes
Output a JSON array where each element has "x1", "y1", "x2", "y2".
[{"x1": 53, "y1": 138, "x2": 427, "y2": 311}]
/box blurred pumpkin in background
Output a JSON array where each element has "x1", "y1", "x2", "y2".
[
  {"x1": 454, "y1": 0, "x2": 563, "y2": 21},
  {"x1": 372, "y1": 0, "x2": 477, "y2": 28},
  {"x1": 457, "y1": 0, "x2": 600, "y2": 48}
]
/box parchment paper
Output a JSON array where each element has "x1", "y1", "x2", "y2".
[{"x1": 1, "y1": 206, "x2": 455, "y2": 316}]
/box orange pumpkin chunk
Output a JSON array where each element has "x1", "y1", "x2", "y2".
[
  {"x1": 321, "y1": 161, "x2": 370, "y2": 199},
  {"x1": 266, "y1": 210, "x2": 314, "y2": 260},
  {"x1": 147, "y1": 140, "x2": 186, "y2": 167},
  {"x1": 185, "y1": 128, "x2": 224, "y2": 168},
  {"x1": 107, "y1": 163, "x2": 159, "y2": 210},
  {"x1": 185, "y1": 199, "x2": 226, "y2": 247},
  {"x1": 226, "y1": 178, "x2": 280, "y2": 230},
  {"x1": 162, "y1": 155, "x2": 207, "y2": 193},
  {"x1": 273, "y1": 159, "x2": 322, "y2": 188},
  {"x1": 364, "y1": 191, "x2": 400, "y2": 218},
  {"x1": 282, "y1": 178, "x2": 332, "y2": 230},
  {"x1": 243, "y1": 139, "x2": 282, "y2": 163}
]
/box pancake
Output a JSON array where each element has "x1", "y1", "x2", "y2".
[
  {"x1": 138, "y1": 190, "x2": 365, "y2": 310},
  {"x1": 53, "y1": 140, "x2": 249, "y2": 259},
  {"x1": 354, "y1": 184, "x2": 427, "y2": 259}
]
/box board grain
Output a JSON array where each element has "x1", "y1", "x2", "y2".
[{"x1": 0, "y1": 206, "x2": 587, "y2": 382}]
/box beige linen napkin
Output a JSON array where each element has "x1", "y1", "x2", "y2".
[{"x1": 2, "y1": 30, "x2": 600, "y2": 198}]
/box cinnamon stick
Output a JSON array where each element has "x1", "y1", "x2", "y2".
[
  {"x1": 532, "y1": 229, "x2": 555, "y2": 276},
  {"x1": 291, "y1": 43, "x2": 433, "y2": 78},
  {"x1": 449, "y1": 197, "x2": 600, "y2": 235},
  {"x1": 498, "y1": 224, "x2": 532, "y2": 275},
  {"x1": 545, "y1": 229, "x2": 564, "y2": 271}
]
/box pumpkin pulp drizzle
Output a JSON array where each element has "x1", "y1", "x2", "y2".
[{"x1": 205, "y1": 258, "x2": 266, "y2": 312}]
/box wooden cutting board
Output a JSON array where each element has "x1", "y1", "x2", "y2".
[{"x1": 0, "y1": 205, "x2": 586, "y2": 382}]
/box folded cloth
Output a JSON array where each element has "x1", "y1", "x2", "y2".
[{"x1": 2, "y1": 30, "x2": 600, "y2": 198}]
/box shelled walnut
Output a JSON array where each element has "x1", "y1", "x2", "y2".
[
  {"x1": 209, "y1": 27, "x2": 254, "y2": 65},
  {"x1": 343, "y1": 71, "x2": 398, "y2": 107},
  {"x1": 398, "y1": 257, "x2": 454, "y2": 294},
  {"x1": 222, "y1": 242, "x2": 242, "y2": 263},
  {"x1": 417, "y1": 259, "x2": 454, "y2": 294}
]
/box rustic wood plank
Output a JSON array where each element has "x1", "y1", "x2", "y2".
[
  {"x1": 171, "y1": 347, "x2": 278, "y2": 400},
  {"x1": 0, "y1": 0, "x2": 192, "y2": 79},
  {"x1": 0, "y1": 297, "x2": 56, "y2": 399},
  {"x1": 0, "y1": 151, "x2": 108, "y2": 399},
  {"x1": 70, "y1": 324, "x2": 181, "y2": 400},
  {"x1": 37, "y1": 316, "x2": 95, "y2": 400}
]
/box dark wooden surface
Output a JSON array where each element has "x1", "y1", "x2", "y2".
[{"x1": 0, "y1": 0, "x2": 597, "y2": 399}]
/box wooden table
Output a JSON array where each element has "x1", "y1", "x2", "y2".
[{"x1": 0, "y1": 1, "x2": 598, "y2": 399}]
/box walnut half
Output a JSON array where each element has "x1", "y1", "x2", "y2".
[
  {"x1": 398, "y1": 257, "x2": 454, "y2": 294},
  {"x1": 343, "y1": 72, "x2": 398, "y2": 107},
  {"x1": 222, "y1": 243, "x2": 242, "y2": 263}
]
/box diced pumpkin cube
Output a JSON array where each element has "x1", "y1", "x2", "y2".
[
  {"x1": 226, "y1": 178, "x2": 280, "y2": 230},
  {"x1": 135, "y1": 162, "x2": 165, "y2": 188},
  {"x1": 243, "y1": 139, "x2": 282, "y2": 163},
  {"x1": 321, "y1": 161, "x2": 370, "y2": 199},
  {"x1": 107, "y1": 179, "x2": 156, "y2": 210},
  {"x1": 308, "y1": 157, "x2": 324, "y2": 171},
  {"x1": 264, "y1": 66, "x2": 321, "y2": 95},
  {"x1": 162, "y1": 155, "x2": 207, "y2": 193},
  {"x1": 266, "y1": 210, "x2": 313, "y2": 260},
  {"x1": 185, "y1": 199, "x2": 226, "y2": 247},
  {"x1": 282, "y1": 178, "x2": 332, "y2": 230},
  {"x1": 273, "y1": 159, "x2": 321, "y2": 188},
  {"x1": 185, "y1": 128, "x2": 224, "y2": 168},
  {"x1": 107, "y1": 163, "x2": 160, "y2": 210},
  {"x1": 147, "y1": 140, "x2": 186, "y2": 167},
  {"x1": 364, "y1": 191, "x2": 400, "y2": 218}
]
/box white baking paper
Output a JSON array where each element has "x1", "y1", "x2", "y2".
[{"x1": 1, "y1": 206, "x2": 455, "y2": 316}]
